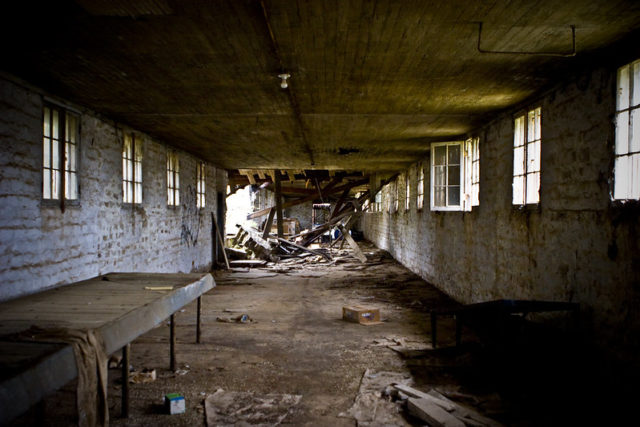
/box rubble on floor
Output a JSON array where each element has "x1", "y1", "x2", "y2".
[{"x1": 204, "y1": 389, "x2": 302, "y2": 426}]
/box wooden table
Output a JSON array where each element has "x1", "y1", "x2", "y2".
[{"x1": 0, "y1": 272, "x2": 214, "y2": 423}]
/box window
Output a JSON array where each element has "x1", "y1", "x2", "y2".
[
  {"x1": 614, "y1": 59, "x2": 640, "y2": 200},
  {"x1": 417, "y1": 165, "x2": 424, "y2": 210},
  {"x1": 196, "y1": 161, "x2": 206, "y2": 208},
  {"x1": 405, "y1": 173, "x2": 410, "y2": 211},
  {"x1": 465, "y1": 137, "x2": 480, "y2": 207},
  {"x1": 431, "y1": 142, "x2": 462, "y2": 210},
  {"x1": 122, "y1": 133, "x2": 142, "y2": 204},
  {"x1": 167, "y1": 150, "x2": 180, "y2": 206},
  {"x1": 513, "y1": 107, "x2": 541, "y2": 205},
  {"x1": 43, "y1": 105, "x2": 79, "y2": 202}
]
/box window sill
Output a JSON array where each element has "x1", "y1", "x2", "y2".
[{"x1": 40, "y1": 199, "x2": 81, "y2": 209}]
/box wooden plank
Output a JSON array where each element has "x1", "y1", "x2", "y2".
[
  {"x1": 392, "y1": 384, "x2": 455, "y2": 411},
  {"x1": 274, "y1": 171, "x2": 284, "y2": 238},
  {"x1": 212, "y1": 212, "x2": 231, "y2": 270},
  {"x1": 407, "y1": 398, "x2": 465, "y2": 427},
  {"x1": 338, "y1": 225, "x2": 367, "y2": 263},
  {"x1": 262, "y1": 208, "x2": 276, "y2": 239},
  {"x1": 276, "y1": 237, "x2": 331, "y2": 261}
]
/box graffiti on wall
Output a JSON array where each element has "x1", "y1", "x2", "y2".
[{"x1": 181, "y1": 185, "x2": 202, "y2": 246}]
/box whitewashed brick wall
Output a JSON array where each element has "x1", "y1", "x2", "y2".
[
  {"x1": 0, "y1": 76, "x2": 227, "y2": 301},
  {"x1": 362, "y1": 66, "x2": 640, "y2": 365}
]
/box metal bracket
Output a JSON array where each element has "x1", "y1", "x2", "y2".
[{"x1": 477, "y1": 22, "x2": 576, "y2": 57}]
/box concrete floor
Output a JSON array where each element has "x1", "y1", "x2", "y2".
[{"x1": 12, "y1": 242, "x2": 616, "y2": 426}]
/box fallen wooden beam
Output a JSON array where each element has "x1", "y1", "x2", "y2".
[
  {"x1": 407, "y1": 398, "x2": 465, "y2": 427},
  {"x1": 247, "y1": 178, "x2": 367, "y2": 219},
  {"x1": 392, "y1": 384, "x2": 456, "y2": 411},
  {"x1": 276, "y1": 237, "x2": 331, "y2": 261},
  {"x1": 338, "y1": 225, "x2": 367, "y2": 263}
]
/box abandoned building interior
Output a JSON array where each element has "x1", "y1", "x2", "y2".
[{"x1": 1, "y1": 0, "x2": 640, "y2": 425}]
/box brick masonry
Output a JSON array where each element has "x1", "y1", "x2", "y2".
[
  {"x1": 361, "y1": 66, "x2": 640, "y2": 366},
  {"x1": 0, "y1": 76, "x2": 227, "y2": 302}
]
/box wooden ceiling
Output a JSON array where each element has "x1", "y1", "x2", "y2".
[{"x1": 2, "y1": 0, "x2": 640, "y2": 173}]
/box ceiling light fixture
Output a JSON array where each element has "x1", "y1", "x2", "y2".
[{"x1": 278, "y1": 73, "x2": 290, "y2": 89}]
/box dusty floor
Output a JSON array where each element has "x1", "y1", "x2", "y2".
[{"x1": 11, "y1": 242, "x2": 620, "y2": 426}]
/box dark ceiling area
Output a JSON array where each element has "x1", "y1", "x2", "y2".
[{"x1": 2, "y1": 0, "x2": 640, "y2": 173}]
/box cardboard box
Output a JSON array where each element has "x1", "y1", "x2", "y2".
[
  {"x1": 342, "y1": 306, "x2": 381, "y2": 325},
  {"x1": 164, "y1": 393, "x2": 185, "y2": 414}
]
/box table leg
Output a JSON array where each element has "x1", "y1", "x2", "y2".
[
  {"x1": 121, "y1": 344, "x2": 130, "y2": 418},
  {"x1": 196, "y1": 296, "x2": 202, "y2": 344},
  {"x1": 170, "y1": 314, "x2": 176, "y2": 372}
]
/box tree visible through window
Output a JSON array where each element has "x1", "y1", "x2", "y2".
[
  {"x1": 614, "y1": 59, "x2": 640, "y2": 200},
  {"x1": 513, "y1": 107, "x2": 541, "y2": 205}
]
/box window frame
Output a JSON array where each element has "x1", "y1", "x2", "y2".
[
  {"x1": 417, "y1": 164, "x2": 425, "y2": 210},
  {"x1": 464, "y1": 137, "x2": 480, "y2": 209},
  {"x1": 405, "y1": 173, "x2": 410, "y2": 211},
  {"x1": 512, "y1": 107, "x2": 542, "y2": 206},
  {"x1": 122, "y1": 133, "x2": 143, "y2": 205},
  {"x1": 430, "y1": 141, "x2": 464, "y2": 211},
  {"x1": 613, "y1": 59, "x2": 640, "y2": 201},
  {"x1": 167, "y1": 150, "x2": 180, "y2": 207},
  {"x1": 196, "y1": 161, "x2": 206, "y2": 209},
  {"x1": 42, "y1": 103, "x2": 80, "y2": 209}
]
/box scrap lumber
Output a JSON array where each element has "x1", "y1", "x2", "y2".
[
  {"x1": 338, "y1": 225, "x2": 367, "y2": 263},
  {"x1": 247, "y1": 177, "x2": 368, "y2": 219},
  {"x1": 407, "y1": 398, "x2": 465, "y2": 427},
  {"x1": 427, "y1": 390, "x2": 504, "y2": 427},
  {"x1": 276, "y1": 237, "x2": 332, "y2": 261},
  {"x1": 262, "y1": 208, "x2": 276, "y2": 239},
  {"x1": 392, "y1": 384, "x2": 456, "y2": 411}
]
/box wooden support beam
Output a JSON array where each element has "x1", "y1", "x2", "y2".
[
  {"x1": 262, "y1": 208, "x2": 276, "y2": 239},
  {"x1": 257, "y1": 170, "x2": 266, "y2": 180},
  {"x1": 338, "y1": 225, "x2": 367, "y2": 263},
  {"x1": 247, "y1": 177, "x2": 366, "y2": 219},
  {"x1": 287, "y1": 171, "x2": 296, "y2": 182},
  {"x1": 275, "y1": 171, "x2": 284, "y2": 238}
]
